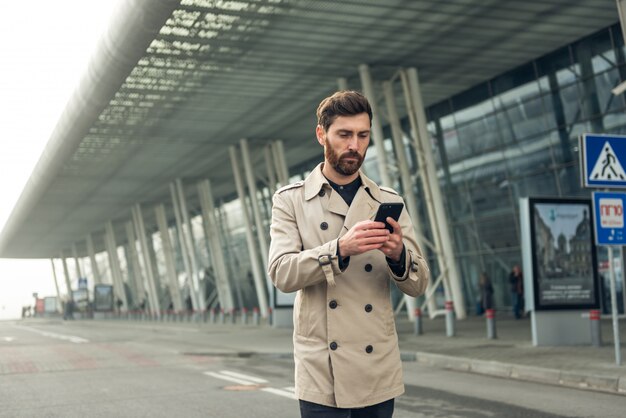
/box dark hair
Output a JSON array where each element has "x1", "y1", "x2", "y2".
[{"x1": 316, "y1": 90, "x2": 372, "y2": 132}]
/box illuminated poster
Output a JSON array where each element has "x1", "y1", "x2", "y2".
[
  {"x1": 72, "y1": 289, "x2": 89, "y2": 311},
  {"x1": 529, "y1": 197, "x2": 599, "y2": 310},
  {"x1": 44, "y1": 297, "x2": 58, "y2": 313},
  {"x1": 94, "y1": 284, "x2": 114, "y2": 312}
]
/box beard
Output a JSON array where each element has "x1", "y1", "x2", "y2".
[{"x1": 324, "y1": 138, "x2": 365, "y2": 176}]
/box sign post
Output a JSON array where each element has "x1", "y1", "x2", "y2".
[
  {"x1": 582, "y1": 133, "x2": 626, "y2": 366},
  {"x1": 592, "y1": 191, "x2": 626, "y2": 365},
  {"x1": 608, "y1": 246, "x2": 622, "y2": 365}
]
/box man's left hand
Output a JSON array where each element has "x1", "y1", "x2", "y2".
[{"x1": 379, "y1": 217, "x2": 403, "y2": 262}]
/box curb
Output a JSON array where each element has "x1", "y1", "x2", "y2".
[
  {"x1": 183, "y1": 348, "x2": 626, "y2": 396},
  {"x1": 414, "y1": 352, "x2": 625, "y2": 396}
]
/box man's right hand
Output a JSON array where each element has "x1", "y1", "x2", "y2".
[{"x1": 338, "y1": 220, "x2": 390, "y2": 258}]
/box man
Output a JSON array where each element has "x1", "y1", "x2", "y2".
[
  {"x1": 509, "y1": 265, "x2": 524, "y2": 319},
  {"x1": 268, "y1": 90, "x2": 430, "y2": 417}
]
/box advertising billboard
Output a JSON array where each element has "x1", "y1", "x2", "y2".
[
  {"x1": 528, "y1": 197, "x2": 600, "y2": 310},
  {"x1": 43, "y1": 297, "x2": 58, "y2": 313},
  {"x1": 72, "y1": 289, "x2": 89, "y2": 312},
  {"x1": 93, "y1": 284, "x2": 114, "y2": 312}
]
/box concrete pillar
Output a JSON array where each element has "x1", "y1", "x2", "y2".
[
  {"x1": 155, "y1": 204, "x2": 184, "y2": 312},
  {"x1": 401, "y1": 67, "x2": 466, "y2": 319},
  {"x1": 170, "y1": 180, "x2": 204, "y2": 311},
  {"x1": 175, "y1": 179, "x2": 205, "y2": 311},
  {"x1": 170, "y1": 182, "x2": 195, "y2": 310},
  {"x1": 337, "y1": 77, "x2": 348, "y2": 91},
  {"x1": 61, "y1": 253, "x2": 73, "y2": 301},
  {"x1": 359, "y1": 63, "x2": 392, "y2": 187},
  {"x1": 274, "y1": 140, "x2": 289, "y2": 186},
  {"x1": 229, "y1": 145, "x2": 269, "y2": 317},
  {"x1": 264, "y1": 145, "x2": 278, "y2": 195},
  {"x1": 50, "y1": 259, "x2": 62, "y2": 312},
  {"x1": 216, "y1": 200, "x2": 245, "y2": 310},
  {"x1": 198, "y1": 179, "x2": 235, "y2": 311},
  {"x1": 124, "y1": 221, "x2": 144, "y2": 308},
  {"x1": 131, "y1": 204, "x2": 161, "y2": 317},
  {"x1": 71, "y1": 244, "x2": 83, "y2": 281},
  {"x1": 105, "y1": 221, "x2": 128, "y2": 311},
  {"x1": 240, "y1": 139, "x2": 269, "y2": 270},
  {"x1": 86, "y1": 233, "x2": 101, "y2": 285},
  {"x1": 382, "y1": 80, "x2": 426, "y2": 321}
]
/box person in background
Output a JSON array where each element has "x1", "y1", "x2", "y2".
[
  {"x1": 509, "y1": 265, "x2": 524, "y2": 319},
  {"x1": 479, "y1": 272, "x2": 494, "y2": 314}
]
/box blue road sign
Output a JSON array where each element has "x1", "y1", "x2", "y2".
[
  {"x1": 581, "y1": 134, "x2": 626, "y2": 188},
  {"x1": 592, "y1": 191, "x2": 626, "y2": 245}
]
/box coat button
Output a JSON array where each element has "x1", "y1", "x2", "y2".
[
  {"x1": 329, "y1": 300, "x2": 338, "y2": 309},
  {"x1": 364, "y1": 263, "x2": 372, "y2": 272},
  {"x1": 318, "y1": 189, "x2": 325, "y2": 197},
  {"x1": 330, "y1": 342, "x2": 338, "y2": 350},
  {"x1": 365, "y1": 345, "x2": 373, "y2": 354},
  {"x1": 320, "y1": 222, "x2": 328, "y2": 230},
  {"x1": 365, "y1": 304, "x2": 373, "y2": 313}
]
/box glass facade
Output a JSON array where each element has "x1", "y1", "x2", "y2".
[
  {"x1": 111, "y1": 23, "x2": 626, "y2": 318},
  {"x1": 425, "y1": 24, "x2": 626, "y2": 313}
]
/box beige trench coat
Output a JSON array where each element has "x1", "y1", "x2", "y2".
[{"x1": 268, "y1": 163, "x2": 430, "y2": 408}]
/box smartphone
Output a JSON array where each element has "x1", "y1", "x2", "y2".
[{"x1": 374, "y1": 202, "x2": 404, "y2": 233}]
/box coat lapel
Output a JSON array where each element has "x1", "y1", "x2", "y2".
[{"x1": 327, "y1": 189, "x2": 349, "y2": 217}]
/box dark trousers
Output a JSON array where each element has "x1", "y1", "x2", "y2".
[
  {"x1": 512, "y1": 292, "x2": 523, "y2": 319},
  {"x1": 299, "y1": 399, "x2": 394, "y2": 418}
]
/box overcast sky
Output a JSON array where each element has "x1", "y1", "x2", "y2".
[{"x1": 0, "y1": 1, "x2": 121, "y2": 319}]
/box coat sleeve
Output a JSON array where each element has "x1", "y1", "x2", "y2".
[
  {"x1": 268, "y1": 191, "x2": 344, "y2": 293},
  {"x1": 387, "y1": 198, "x2": 430, "y2": 297}
]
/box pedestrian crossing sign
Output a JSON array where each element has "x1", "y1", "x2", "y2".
[{"x1": 581, "y1": 134, "x2": 626, "y2": 189}]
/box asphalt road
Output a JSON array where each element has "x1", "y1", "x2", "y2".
[{"x1": 1, "y1": 319, "x2": 625, "y2": 417}]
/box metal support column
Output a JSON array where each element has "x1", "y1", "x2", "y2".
[
  {"x1": 50, "y1": 259, "x2": 62, "y2": 312},
  {"x1": 230, "y1": 145, "x2": 269, "y2": 317},
  {"x1": 617, "y1": 1, "x2": 626, "y2": 57},
  {"x1": 71, "y1": 244, "x2": 83, "y2": 281},
  {"x1": 172, "y1": 180, "x2": 205, "y2": 312},
  {"x1": 401, "y1": 67, "x2": 466, "y2": 319},
  {"x1": 198, "y1": 179, "x2": 235, "y2": 311},
  {"x1": 86, "y1": 233, "x2": 101, "y2": 285},
  {"x1": 383, "y1": 80, "x2": 427, "y2": 321},
  {"x1": 131, "y1": 204, "x2": 161, "y2": 316},
  {"x1": 217, "y1": 199, "x2": 244, "y2": 310},
  {"x1": 125, "y1": 221, "x2": 145, "y2": 308},
  {"x1": 170, "y1": 182, "x2": 195, "y2": 310},
  {"x1": 176, "y1": 179, "x2": 203, "y2": 309},
  {"x1": 337, "y1": 77, "x2": 348, "y2": 91},
  {"x1": 274, "y1": 140, "x2": 290, "y2": 186},
  {"x1": 359, "y1": 63, "x2": 392, "y2": 187},
  {"x1": 155, "y1": 204, "x2": 183, "y2": 312},
  {"x1": 105, "y1": 221, "x2": 128, "y2": 311},
  {"x1": 61, "y1": 254, "x2": 73, "y2": 301},
  {"x1": 264, "y1": 145, "x2": 278, "y2": 195},
  {"x1": 269, "y1": 140, "x2": 289, "y2": 187},
  {"x1": 240, "y1": 139, "x2": 269, "y2": 269}
]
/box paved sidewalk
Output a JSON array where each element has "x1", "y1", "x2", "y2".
[
  {"x1": 20, "y1": 311, "x2": 626, "y2": 396},
  {"x1": 395, "y1": 314, "x2": 626, "y2": 396},
  {"x1": 157, "y1": 312, "x2": 626, "y2": 396}
]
